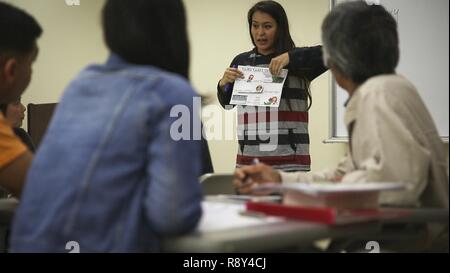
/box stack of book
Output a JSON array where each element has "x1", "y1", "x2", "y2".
[{"x1": 246, "y1": 182, "x2": 410, "y2": 225}]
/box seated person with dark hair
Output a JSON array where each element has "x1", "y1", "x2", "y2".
[
  {"x1": 11, "y1": 0, "x2": 203, "y2": 253},
  {"x1": 0, "y1": 98, "x2": 35, "y2": 152},
  {"x1": 0, "y1": 1, "x2": 41, "y2": 198}
]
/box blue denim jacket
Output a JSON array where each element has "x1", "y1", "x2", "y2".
[{"x1": 10, "y1": 54, "x2": 203, "y2": 252}]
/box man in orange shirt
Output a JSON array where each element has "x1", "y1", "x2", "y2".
[{"x1": 0, "y1": 1, "x2": 42, "y2": 197}]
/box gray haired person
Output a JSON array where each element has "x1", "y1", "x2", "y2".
[{"x1": 233, "y1": 1, "x2": 448, "y2": 251}]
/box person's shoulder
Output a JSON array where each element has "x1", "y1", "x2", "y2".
[
  {"x1": 362, "y1": 74, "x2": 417, "y2": 94},
  {"x1": 232, "y1": 50, "x2": 256, "y2": 63},
  {"x1": 234, "y1": 49, "x2": 255, "y2": 58},
  {"x1": 0, "y1": 117, "x2": 27, "y2": 168},
  {"x1": 359, "y1": 74, "x2": 420, "y2": 104},
  {"x1": 290, "y1": 45, "x2": 322, "y2": 55},
  {"x1": 13, "y1": 127, "x2": 27, "y2": 138},
  {"x1": 87, "y1": 61, "x2": 196, "y2": 99},
  {"x1": 13, "y1": 128, "x2": 35, "y2": 152},
  {"x1": 151, "y1": 71, "x2": 198, "y2": 105},
  {"x1": 294, "y1": 45, "x2": 322, "y2": 50},
  {"x1": 158, "y1": 71, "x2": 194, "y2": 92}
]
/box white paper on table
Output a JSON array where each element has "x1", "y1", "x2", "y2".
[
  {"x1": 230, "y1": 65, "x2": 288, "y2": 107},
  {"x1": 210, "y1": 194, "x2": 282, "y2": 202},
  {"x1": 196, "y1": 201, "x2": 283, "y2": 233},
  {"x1": 253, "y1": 182, "x2": 406, "y2": 197}
]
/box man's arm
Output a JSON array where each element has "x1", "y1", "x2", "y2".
[
  {"x1": 233, "y1": 156, "x2": 354, "y2": 194},
  {"x1": 279, "y1": 154, "x2": 354, "y2": 184}
]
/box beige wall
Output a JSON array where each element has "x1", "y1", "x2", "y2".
[
  {"x1": 7, "y1": 0, "x2": 348, "y2": 173},
  {"x1": 6, "y1": 0, "x2": 108, "y2": 122}
]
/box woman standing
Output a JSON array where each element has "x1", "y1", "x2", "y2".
[{"x1": 218, "y1": 1, "x2": 327, "y2": 172}]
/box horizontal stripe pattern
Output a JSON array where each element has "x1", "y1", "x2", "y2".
[
  {"x1": 237, "y1": 121, "x2": 308, "y2": 131},
  {"x1": 224, "y1": 49, "x2": 314, "y2": 171},
  {"x1": 273, "y1": 164, "x2": 311, "y2": 172},
  {"x1": 279, "y1": 99, "x2": 308, "y2": 112},
  {"x1": 238, "y1": 111, "x2": 308, "y2": 124},
  {"x1": 237, "y1": 125, "x2": 308, "y2": 134},
  {"x1": 236, "y1": 154, "x2": 311, "y2": 167},
  {"x1": 237, "y1": 144, "x2": 310, "y2": 157},
  {"x1": 236, "y1": 163, "x2": 311, "y2": 172},
  {"x1": 237, "y1": 132, "x2": 309, "y2": 145}
]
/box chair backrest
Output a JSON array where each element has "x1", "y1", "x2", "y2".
[
  {"x1": 200, "y1": 173, "x2": 235, "y2": 195},
  {"x1": 27, "y1": 103, "x2": 58, "y2": 149}
]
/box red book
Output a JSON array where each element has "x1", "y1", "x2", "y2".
[{"x1": 245, "y1": 201, "x2": 412, "y2": 225}]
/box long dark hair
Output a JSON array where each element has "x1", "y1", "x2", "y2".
[
  {"x1": 247, "y1": 1, "x2": 312, "y2": 110},
  {"x1": 247, "y1": 0, "x2": 295, "y2": 55},
  {"x1": 102, "y1": 0, "x2": 189, "y2": 78}
]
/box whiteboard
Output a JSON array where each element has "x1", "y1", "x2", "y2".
[{"x1": 329, "y1": 0, "x2": 449, "y2": 141}]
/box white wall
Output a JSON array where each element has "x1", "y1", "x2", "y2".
[{"x1": 7, "y1": 0, "x2": 348, "y2": 173}]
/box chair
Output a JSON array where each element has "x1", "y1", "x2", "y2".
[
  {"x1": 0, "y1": 198, "x2": 19, "y2": 253},
  {"x1": 27, "y1": 103, "x2": 58, "y2": 148},
  {"x1": 200, "y1": 173, "x2": 235, "y2": 195}
]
